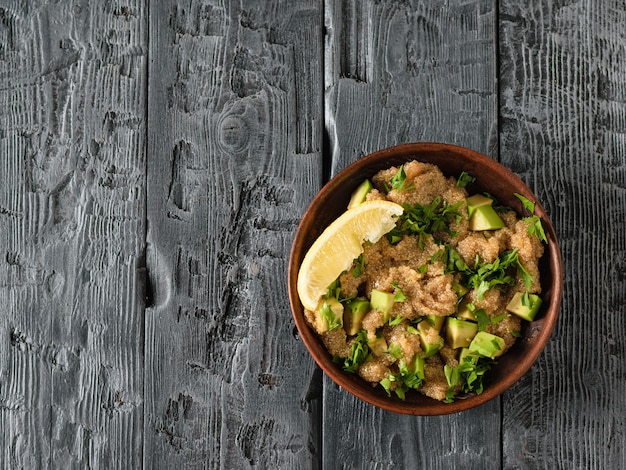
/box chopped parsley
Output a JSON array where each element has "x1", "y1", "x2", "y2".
[
  {"x1": 391, "y1": 282, "x2": 407, "y2": 302},
  {"x1": 514, "y1": 193, "x2": 548, "y2": 243},
  {"x1": 385, "y1": 165, "x2": 415, "y2": 193},
  {"x1": 320, "y1": 302, "x2": 342, "y2": 331},
  {"x1": 339, "y1": 330, "x2": 370, "y2": 373},
  {"x1": 351, "y1": 254, "x2": 365, "y2": 277},
  {"x1": 444, "y1": 355, "x2": 495, "y2": 402},
  {"x1": 380, "y1": 358, "x2": 425, "y2": 400},
  {"x1": 456, "y1": 171, "x2": 476, "y2": 188},
  {"x1": 387, "y1": 197, "x2": 463, "y2": 248}
]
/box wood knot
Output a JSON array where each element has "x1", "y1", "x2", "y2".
[{"x1": 218, "y1": 115, "x2": 249, "y2": 153}]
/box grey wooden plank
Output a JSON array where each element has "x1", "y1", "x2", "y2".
[
  {"x1": 0, "y1": 0, "x2": 147, "y2": 468},
  {"x1": 323, "y1": 1, "x2": 501, "y2": 468},
  {"x1": 144, "y1": 1, "x2": 323, "y2": 468},
  {"x1": 499, "y1": 1, "x2": 626, "y2": 468}
]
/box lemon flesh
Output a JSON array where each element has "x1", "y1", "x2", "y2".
[{"x1": 297, "y1": 200, "x2": 404, "y2": 311}]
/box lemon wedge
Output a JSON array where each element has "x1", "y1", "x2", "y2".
[{"x1": 297, "y1": 200, "x2": 404, "y2": 311}]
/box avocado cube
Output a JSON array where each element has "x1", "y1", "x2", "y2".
[
  {"x1": 368, "y1": 336, "x2": 388, "y2": 357},
  {"x1": 417, "y1": 321, "x2": 444, "y2": 358},
  {"x1": 469, "y1": 205, "x2": 505, "y2": 231},
  {"x1": 445, "y1": 317, "x2": 478, "y2": 349},
  {"x1": 456, "y1": 299, "x2": 477, "y2": 321},
  {"x1": 506, "y1": 292, "x2": 542, "y2": 322},
  {"x1": 466, "y1": 194, "x2": 495, "y2": 219},
  {"x1": 347, "y1": 179, "x2": 373, "y2": 209},
  {"x1": 344, "y1": 298, "x2": 370, "y2": 335},
  {"x1": 458, "y1": 347, "x2": 479, "y2": 364},
  {"x1": 468, "y1": 331, "x2": 506, "y2": 358},
  {"x1": 370, "y1": 289, "x2": 395, "y2": 323},
  {"x1": 407, "y1": 355, "x2": 425, "y2": 379},
  {"x1": 451, "y1": 281, "x2": 469, "y2": 298},
  {"x1": 426, "y1": 315, "x2": 445, "y2": 333}
]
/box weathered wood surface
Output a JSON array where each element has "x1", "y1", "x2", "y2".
[
  {"x1": 0, "y1": 0, "x2": 624, "y2": 469},
  {"x1": 0, "y1": 1, "x2": 146, "y2": 468},
  {"x1": 499, "y1": 2, "x2": 626, "y2": 468},
  {"x1": 144, "y1": 1, "x2": 322, "y2": 468}
]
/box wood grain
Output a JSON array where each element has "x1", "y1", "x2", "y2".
[
  {"x1": 323, "y1": 1, "x2": 501, "y2": 468},
  {"x1": 144, "y1": 1, "x2": 323, "y2": 468},
  {"x1": 0, "y1": 0, "x2": 146, "y2": 467},
  {"x1": 499, "y1": 1, "x2": 626, "y2": 468}
]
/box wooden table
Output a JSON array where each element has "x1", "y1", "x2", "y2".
[{"x1": 1, "y1": 1, "x2": 624, "y2": 468}]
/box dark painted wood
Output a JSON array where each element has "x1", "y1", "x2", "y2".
[
  {"x1": 0, "y1": 0, "x2": 624, "y2": 468},
  {"x1": 499, "y1": 1, "x2": 626, "y2": 468},
  {"x1": 144, "y1": 1, "x2": 323, "y2": 468},
  {"x1": 0, "y1": 1, "x2": 147, "y2": 468}
]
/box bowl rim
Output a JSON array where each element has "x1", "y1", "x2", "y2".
[{"x1": 288, "y1": 142, "x2": 562, "y2": 415}]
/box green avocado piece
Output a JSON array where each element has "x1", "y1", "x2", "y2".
[
  {"x1": 370, "y1": 289, "x2": 395, "y2": 323},
  {"x1": 466, "y1": 194, "x2": 495, "y2": 219},
  {"x1": 451, "y1": 281, "x2": 469, "y2": 298},
  {"x1": 456, "y1": 299, "x2": 477, "y2": 321},
  {"x1": 417, "y1": 321, "x2": 444, "y2": 358},
  {"x1": 506, "y1": 292, "x2": 542, "y2": 322},
  {"x1": 344, "y1": 298, "x2": 370, "y2": 335},
  {"x1": 426, "y1": 315, "x2": 445, "y2": 333},
  {"x1": 468, "y1": 331, "x2": 506, "y2": 358},
  {"x1": 348, "y1": 179, "x2": 374, "y2": 209},
  {"x1": 469, "y1": 205, "x2": 505, "y2": 231},
  {"x1": 445, "y1": 317, "x2": 478, "y2": 349},
  {"x1": 458, "y1": 347, "x2": 479, "y2": 364},
  {"x1": 407, "y1": 354, "x2": 425, "y2": 379},
  {"x1": 368, "y1": 336, "x2": 388, "y2": 357}
]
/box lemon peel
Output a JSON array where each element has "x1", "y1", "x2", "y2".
[{"x1": 297, "y1": 200, "x2": 404, "y2": 311}]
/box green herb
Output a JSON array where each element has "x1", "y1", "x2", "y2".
[
  {"x1": 340, "y1": 330, "x2": 370, "y2": 373},
  {"x1": 386, "y1": 165, "x2": 414, "y2": 193},
  {"x1": 511, "y1": 330, "x2": 521, "y2": 338},
  {"x1": 466, "y1": 249, "x2": 532, "y2": 301},
  {"x1": 406, "y1": 325, "x2": 419, "y2": 335},
  {"x1": 442, "y1": 245, "x2": 470, "y2": 273},
  {"x1": 514, "y1": 193, "x2": 548, "y2": 243},
  {"x1": 456, "y1": 171, "x2": 476, "y2": 188},
  {"x1": 417, "y1": 264, "x2": 429, "y2": 274},
  {"x1": 391, "y1": 282, "x2": 407, "y2": 302},
  {"x1": 473, "y1": 308, "x2": 490, "y2": 332},
  {"x1": 444, "y1": 355, "x2": 495, "y2": 401},
  {"x1": 320, "y1": 302, "x2": 342, "y2": 331},
  {"x1": 387, "y1": 344, "x2": 403, "y2": 359},
  {"x1": 388, "y1": 197, "x2": 463, "y2": 248},
  {"x1": 351, "y1": 254, "x2": 365, "y2": 277},
  {"x1": 388, "y1": 316, "x2": 404, "y2": 326},
  {"x1": 325, "y1": 279, "x2": 341, "y2": 300},
  {"x1": 380, "y1": 359, "x2": 425, "y2": 400}
]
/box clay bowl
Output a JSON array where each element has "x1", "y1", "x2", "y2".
[{"x1": 288, "y1": 142, "x2": 562, "y2": 415}]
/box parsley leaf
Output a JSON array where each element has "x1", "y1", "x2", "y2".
[
  {"x1": 456, "y1": 171, "x2": 476, "y2": 188},
  {"x1": 340, "y1": 330, "x2": 370, "y2": 373},
  {"x1": 389, "y1": 197, "x2": 463, "y2": 248},
  {"x1": 464, "y1": 249, "x2": 530, "y2": 301},
  {"x1": 320, "y1": 302, "x2": 342, "y2": 331},
  {"x1": 386, "y1": 165, "x2": 414, "y2": 193},
  {"x1": 380, "y1": 358, "x2": 425, "y2": 400},
  {"x1": 444, "y1": 355, "x2": 495, "y2": 401},
  {"x1": 391, "y1": 282, "x2": 407, "y2": 302},
  {"x1": 351, "y1": 254, "x2": 365, "y2": 277},
  {"x1": 514, "y1": 193, "x2": 548, "y2": 244}
]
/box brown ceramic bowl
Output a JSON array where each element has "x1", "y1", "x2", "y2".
[{"x1": 288, "y1": 142, "x2": 562, "y2": 415}]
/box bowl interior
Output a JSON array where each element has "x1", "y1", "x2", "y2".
[{"x1": 289, "y1": 143, "x2": 562, "y2": 415}]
